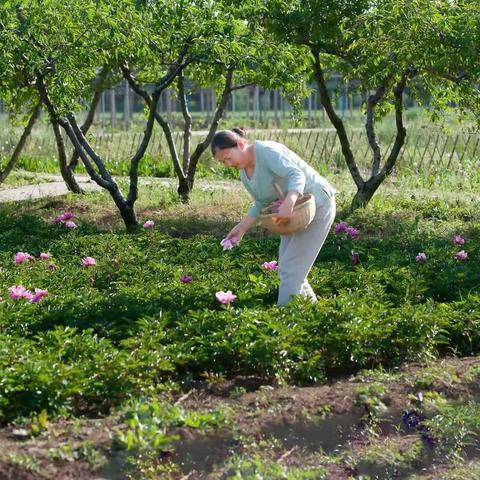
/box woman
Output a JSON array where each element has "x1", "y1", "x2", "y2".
[{"x1": 212, "y1": 128, "x2": 335, "y2": 306}]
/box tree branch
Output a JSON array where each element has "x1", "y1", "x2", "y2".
[
  {"x1": 36, "y1": 74, "x2": 107, "y2": 187},
  {"x1": 121, "y1": 63, "x2": 186, "y2": 183},
  {"x1": 178, "y1": 70, "x2": 192, "y2": 173},
  {"x1": 0, "y1": 103, "x2": 41, "y2": 184},
  {"x1": 230, "y1": 82, "x2": 255, "y2": 92},
  {"x1": 187, "y1": 67, "x2": 235, "y2": 187},
  {"x1": 311, "y1": 49, "x2": 364, "y2": 188},
  {"x1": 69, "y1": 67, "x2": 109, "y2": 171},
  {"x1": 152, "y1": 43, "x2": 193, "y2": 95},
  {"x1": 51, "y1": 118, "x2": 83, "y2": 193},
  {"x1": 378, "y1": 73, "x2": 409, "y2": 180},
  {"x1": 126, "y1": 89, "x2": 160, "y2": 206},
  {"x1": 67, "y1": 113, "x2": 115, "y2": 186},
  {"x1": 366, "y1": 84, "x2": 389, "y2": 177}
]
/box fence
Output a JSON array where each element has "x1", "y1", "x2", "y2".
[{"x1": 1, "y1": 128, "x2": 480, "y2": 177}]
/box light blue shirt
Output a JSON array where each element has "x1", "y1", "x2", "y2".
[{"x1": 239, "y1": 140, "x2": 335, "y2": 218}]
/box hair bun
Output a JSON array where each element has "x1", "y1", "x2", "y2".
[{"x1": 231, "y1": 127, "x2": 246, "y2": 138}]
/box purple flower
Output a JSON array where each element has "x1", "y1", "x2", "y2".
[
  {"x1": 29, "y1": 288, "x2": 48, "y2": 303},
  {"x1": 180, "y1": 275, "x2": 193, "y2": 283},
  {"x1": 453, "y1": 235, "x2": 465, "y2": 246},
  {"x1": 455, "y1": 250, "x2": 468, "y2": 261},
  {"x1": 351, "y1": 251, "x2": 360, "y2": 266},
  {"x1": 53, "y1": 211, "x2": 73, "y2": 224},
  {"x1": 402, "y1": 410, "x2": 424, "y2": 430},
  {"x1": 39, "y1": 252, "x2": 50, "y2": 260},
  {"x1": 334, "y1": 222, "x2": 349, "y2": 235},
  {"x1": 415, "y1": 252, "x2": 427, "y2": 263},
  {"x1": 346, "y1": 227, "x2": 359, "y2": 239}
]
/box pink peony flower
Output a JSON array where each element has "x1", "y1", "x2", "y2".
[
  {"x1": 270, "y1": 199, "x2": 283, "y2": 213},
  {"x1": 8, "y1": 285, "x2": 33, "y2": 300},
  {"x1": 81, "y1": 256, "x2": 96, "y2": 267},
  {"x1": 215, "y1": 290, "x2": 237, "y2": 305},
  {"x1": 415, "y1": 252, "x2": 427, "y2": 263},
  {"x1": 351, "y1": 251, "x2": 360, "y2": 266},
  {"x1": 53, "y1": 211, "x2": 74, "y2": 224},
  {"x1": 180, "y1": 275, "x2": 193, "y2": 283},
  {"x1": 261, "y1": 260, "x2": 278, "y2": 270},
  {"x1": 143, "y1": 220, "x2": 155, "y2": 229},
  {"x1": 455, "y1": 250, "x2": 468, "y2": 261},
  {"x1": 40, "y1": 252, "x2": 50, "y2": 260},
  {"x1": 334, "y1": 222, "x2": 349, "y2": 235},
  {"x1": 60, "y1": 211, "x2": 73, "y2": 221},
  {"x1": 346, "y1": 227, "x2": 359, "y2": 239},
  {"x1": 220, "y1": 236, "x2": 240, "y2": 251},
  {"x1": 65, "y1": 221, "x2": 77, "y2": 229},
  {"x1": 14, "y1": 252, "x2": 34, "y2": 264},
  {"x1": 30, "y1": 288, "x2": 48, "y2": 303},
  {"x1": 453, "y1": 235, "x2": 465, "y2": 246}
]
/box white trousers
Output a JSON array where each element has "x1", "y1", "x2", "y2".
[{"x1": 277, "y1": 196, "x2": 336, "y2": 306}]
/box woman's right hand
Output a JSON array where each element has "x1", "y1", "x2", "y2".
[
  {"x1": 226, "y1": 224, "x2": 246, "y2": 242},
  {"x1": 226, "y1": 215, "x2": 257, "y2": 241}
]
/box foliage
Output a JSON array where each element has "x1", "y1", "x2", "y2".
[{"x1": 0, "y1": 190, "x2": 480, "y2": 422}]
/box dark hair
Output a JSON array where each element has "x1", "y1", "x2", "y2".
[{"x1": 211, "y1": 127, "x2": 246, "y2": 154}]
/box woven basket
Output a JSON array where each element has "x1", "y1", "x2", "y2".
[{"x1": 258, "y1": 184, "x2": 316, "y2": 235}]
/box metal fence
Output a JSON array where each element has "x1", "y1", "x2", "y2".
[{"x1": 2, "y1": 128, "x2": 480, "y2": 176}]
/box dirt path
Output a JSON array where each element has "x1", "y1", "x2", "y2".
[{"x1": 0, "y1": 175, "x2": 239, "y2": 203}]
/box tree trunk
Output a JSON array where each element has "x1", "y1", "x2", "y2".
[
  {"x1": 69, "y1": 87, "x2": 103, "y2": 172},
  {"x1": 350, "y1": 178, "x2": 382, "y2": 210},
  {"x1": 177, "y1": 176, "x2": 190, "y2": 203},
  {"x1": 111, "y1": 190, "x2": 138, "y2": 231},
  {"x1": 0, "y1": 103, "x2": 41, "y2": 184},
  {"x1": 51, "y1": 119, "x2": 84, "y2": 193}
]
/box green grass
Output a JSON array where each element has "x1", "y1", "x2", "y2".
[{"x1": 1, "y1": 178, "x2": 480, "y2": 425}]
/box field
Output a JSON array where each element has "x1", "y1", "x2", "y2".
[{"x1": 1, "y1": 164, "x2": 480, "y2": 478}]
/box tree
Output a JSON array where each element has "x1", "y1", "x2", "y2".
[
  {"x1": 264, "y1": 0, "x2": 480, "y2": 210},
  {"x1": 0, "y1": 5, "x2": 42, "y2": 185},
  {"x1": 120, "y1": 0, "x2": 309, "y2": 202},
  {"x1": 0, "y1": 0, "x2": 193, "y2": 229}
]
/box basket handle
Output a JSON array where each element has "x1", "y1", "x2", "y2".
[
  {"x1": 273, "y1": 183, "x2": 303, "y2": 201},
  {"x1": 273, "y1": 183, "x2": 284, "y2": 200}
]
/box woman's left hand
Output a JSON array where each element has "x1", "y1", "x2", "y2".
[
  {"x1": 273, "y1": 191, "x2": 299, "y2": 225},
  {"x1": 273, "y1": 198, "x2": 295, "y2": 225}
]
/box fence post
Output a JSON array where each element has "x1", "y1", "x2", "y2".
[
  {"x1": 273, "y1": 89, "x2": 279, "y2": 127},
  {"x1": 110, "y1": 88, "x2": 117, "y2": 129}
]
